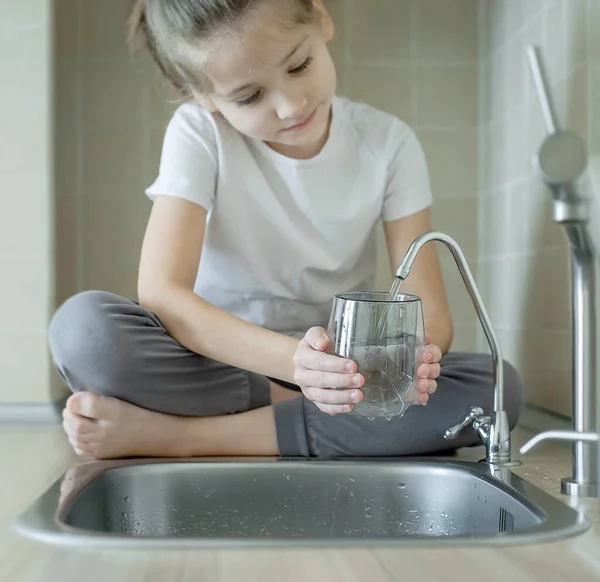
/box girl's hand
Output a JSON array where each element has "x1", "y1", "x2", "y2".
[
  {"x1": 293, "y1": 327, "x2": 364, "y2": 415},
  {"x1": 414, "y1": 332, "x2": 442, "y2": 405}
]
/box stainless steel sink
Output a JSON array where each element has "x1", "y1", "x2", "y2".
[{"x1": 13, "y1": 457, "x2": 589, "y2": 548}]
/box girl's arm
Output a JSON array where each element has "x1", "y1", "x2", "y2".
[
  {"x1": 383, "y1": 208, "x2": 454, "y2": 354},
  {"x1": 137, "y1": 195, "x2": 299, "y2": 383}
]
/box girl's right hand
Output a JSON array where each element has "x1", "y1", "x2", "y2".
[{"x1": 293, "y1": 327, "x2": 364, "y2": 415}]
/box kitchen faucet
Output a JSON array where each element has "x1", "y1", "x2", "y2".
[
  {"x1": 395, "y1": 231, "x2": 518, "y2": 467},
  {"x1": 518, "y1": 46, "x2": 598, "y2": 498}
]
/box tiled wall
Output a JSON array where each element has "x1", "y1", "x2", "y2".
[
  {"x1": 478, "y1": 0, "x2": 599, "y2": 417},
  {"x1": 328, "y1": 0, "x2": 481, "y2": 352},
  {"x1": 0, "y1": 1, "x2": 54, "y2": 403}
]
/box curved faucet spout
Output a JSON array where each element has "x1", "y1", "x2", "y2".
[{"x1": 396, "y1": 231, "x2": 512, "y2": 464}]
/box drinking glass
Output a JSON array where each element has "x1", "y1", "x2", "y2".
[{"x1": 326, "y1": 291, "x2": 426, "y2": 420}]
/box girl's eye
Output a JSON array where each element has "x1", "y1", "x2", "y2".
[
  {"x1": 237, "y1": 91, "x2": 262, "y2": 107},
  {"x1": 289, "y1": 57, "x2": 313, "y2": 75}
]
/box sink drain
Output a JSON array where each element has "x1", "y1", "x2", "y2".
[{"x1": 498, "y1": 508, "x2": 515, "y2": 533}]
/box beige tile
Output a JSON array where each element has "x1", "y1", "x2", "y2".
[
  {"x1": 482, "y1": 189, "x2": 510, "y2": 256},
  {"x1": 0, "y1": 330, "x2": 51, "y2": 403},
  {"x1": 348, "y1": 65, "x2": 412, "y2": 123},
  {"x1": 494, "y1": 329, "x2": 524, "y2": 375},
  {"x1": 564, "y1": 0, "x2": 587, "y2": 73},
  {"x1": 375, "y1": 223, "x2": 393, "y2": 290},
  {"x1": 55, "y1": 131, "x2": 80, "y2": 198},
  {"x1": 521, "y1": 0, "x2": 547, "y2": 25},
  {"x1": 0, "y1": 23, "x2": 47, "y2": 61},
  {"x1": 505, "y1": 105, "x2": 530, "y2": 183},
  {"x1": 0, "y1": 0, "x2": 47, "y2": 25},
  {"x1": 83, "y1": 196, "x2": 152, "y2": 298},
  {"x1": 488, "y1": 49, "x2": 506, "y2": 120},
  {"x1": 0, "y1": 175, "x2": 50, "y2": 256},
  {"x1": 54, "y1": 196, "x2": 81, "y2": 307},
  {"x1": 418, "y1": 130, "x2": 477, "y2": 198},
  {"x1": 562, "y1": 65, "x2": 589, "y2": 138},
  {"x1": 479, "y1": 126, "x2": 491, "y2": 194},
  {"x1": 55, "y1": 62, "x2": 79, "y2": 130},
  {"x1": 81, "y1": 0, "x2": 131, "y2": 58},
  {"x1": 450, "y1": 325, "x2": 477, "y2": 352},
  {"x1": 592, "y1": 0, "x2": 600, "y2": 61},
  {"x1": 148, "y1": 69, "x2": 182, "y2": 130},
  {"x1": 82, "y1": 62, "x2": 143, "y2": 130},
  {"x1": 416, "y1": 0, "x2": 478, "y2": 63},
  {"x1": 0, "y1": 257, "x2": 50, "y2": 331},
  {"x1": 347, "y1": 0, "x2": 411, "y2": 64},
  {"x1": 488, "y1": 120, "x2": 508, "y2": 190},
  {"x1": 505, "y1": 32, "x2": 526, "y2": 111},
  {"x1": 431, "y1": 198, "x2": 478, "y2": 257},
  {"x1": 53, "y1": 0, "x2": 78, "y2": 58},
  {"x1": 324, "y1": 0, "x2": 346, "y2": 69},
  {"x1": 506, "y1": 180, "x2": 545, "y2": 254},
  {"x1": 542, "y1": 0, "x2": 567, "y2": 85},
  {"x1": 479, "y1": 63, "x2": 491, "y2": 125},
  {"x1": 523, "y1": 329, "x2": 572, "y2": 416},
  {"x1": 416, "y1": 66, "x2": 478, "y2": 128},
  {"x1": 505, "y1": 0, "x2": 526, "y2": 37},
  {"x1": 0, "y1": 52, "x2": 48, "y2": 105},
  {"x1": 487, "y1": 255, "x2": 528, "y2": 329},
  {"x1": 529, "y1": 245, "x2": 571, "y2": 332},
  {"x1": 488, "y1": 0, "x2": 509, "y2": 52},
  {"x1": 442, "y1": 261, "x2": 478, "y2": 328},
  {"x1": 82, "y1": 131, "x2": 143, "y2": 198}
]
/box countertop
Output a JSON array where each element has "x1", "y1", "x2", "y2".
[{"x1": 1, "y1": 422, "x2": 599, "y2": 582}]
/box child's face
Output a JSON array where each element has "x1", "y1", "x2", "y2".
[{"x1": 197, "y1": 1, "x2": 337, "y2": 159}]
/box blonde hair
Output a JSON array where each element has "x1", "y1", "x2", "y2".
[{"x1": 128, "y1": 0, "x2": 316, "y2": 97}]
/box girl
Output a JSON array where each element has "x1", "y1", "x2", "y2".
[{"x1": 49, "y1": 0, "x2": 524, "y2": 460}]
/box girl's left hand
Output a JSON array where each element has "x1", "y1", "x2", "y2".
[{"x1": 415, "y1": 332, "x2": 442, "y2": 405}]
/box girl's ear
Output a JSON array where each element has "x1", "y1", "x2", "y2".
[
  {"x1": 194, "y1": 92, "x2": 219, "y2": 113},
  {"x1": 312, "y1": 0, "x2": 335, "y2": 42}
]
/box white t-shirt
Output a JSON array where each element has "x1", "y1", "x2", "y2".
[{"x1": 145, "y1": 96, "x2": 433, "y2": 338}]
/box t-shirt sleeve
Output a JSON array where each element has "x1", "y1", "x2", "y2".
[
  {"x1": 382, "y1": 121, "x2": 433, "y2": 222},
  {"x1": 145, "y1": 105, "x2": 218, "y2": 211}
]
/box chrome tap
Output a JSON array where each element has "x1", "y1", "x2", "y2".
[
  {"x1": 395, "y1": 231, "x2": 517, "y2": 466},
  {"x1": 520, "y1": 46, "x2": 598, "y2": 498}
]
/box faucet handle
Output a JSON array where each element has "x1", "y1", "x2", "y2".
[{"x1": 444, "y1": 406, "x2": 484, "y2": 440}]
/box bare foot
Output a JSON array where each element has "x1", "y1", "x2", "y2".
[{"x1": 62, "y1": 392, "x2": 191, "y2": 460}]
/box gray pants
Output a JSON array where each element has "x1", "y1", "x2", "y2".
[{"x1": 48, "y1": 291, "x2": 525, "y2": 457}]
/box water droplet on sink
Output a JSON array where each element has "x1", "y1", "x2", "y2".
[
  {"x1": 349, "y1": 490, "x2": 355, "y2": 497},
  {"x1": 397, "y1": 483, "x2": 406, "y2": 489},
  {"x1": 367, "y1": 417, "x2": 376, "y2": 422},
  {"x1": 124, "y1": 496, "x2": 130, "y2": 503},
  {"x1": 349, "y1": 476, "x2": 355, "y2": 482}
]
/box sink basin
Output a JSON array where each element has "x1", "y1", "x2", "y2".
[{"x1": 14, "y1": 457, "x2": 588, "y2": 548}]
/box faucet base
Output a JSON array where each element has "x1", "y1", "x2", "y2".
[
  {"x1": 487, "y1": 460, "x2": 522, "y2": 468},
  {"x1": 561, "y1": 478, "x2": 598, "y2": 497}
]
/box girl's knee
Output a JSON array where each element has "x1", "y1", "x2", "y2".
[{"x1": 48, "y1": 291, "x2": 141, "y2": 394}]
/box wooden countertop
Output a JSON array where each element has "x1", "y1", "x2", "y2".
[{"x1": 1, "y1": 423, "x2": 599, "y2": 582}]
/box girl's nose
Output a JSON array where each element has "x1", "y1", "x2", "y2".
[{"x1": 275, "y1": 92, "x2": 309, "y2": 121}]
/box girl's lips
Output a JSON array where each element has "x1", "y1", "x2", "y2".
[{"x1": 283, "y1": 108, "x2": 317, "y2": 132}]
